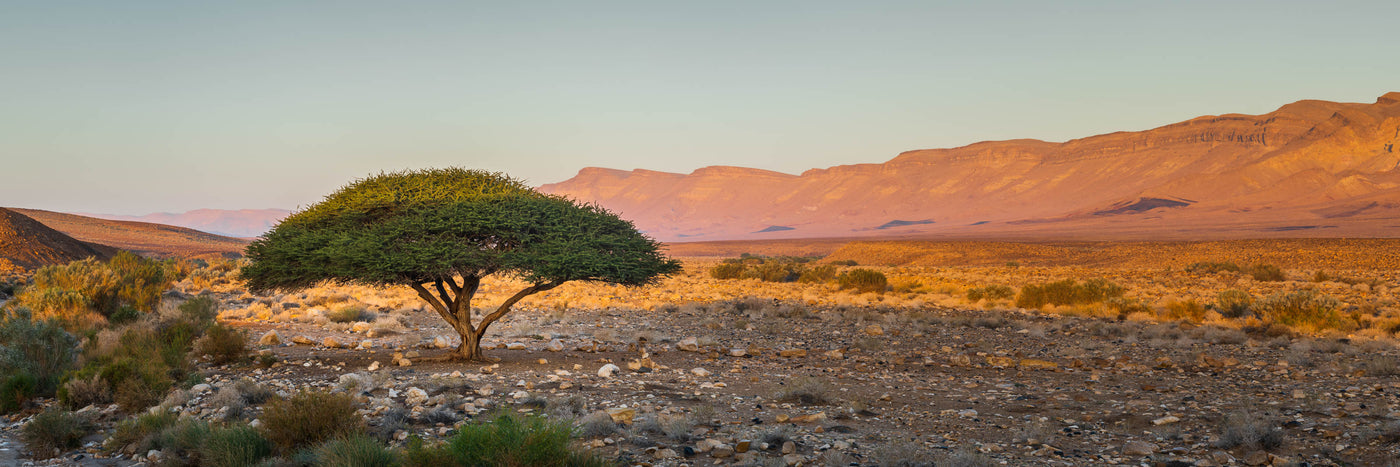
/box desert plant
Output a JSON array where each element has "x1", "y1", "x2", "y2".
[
  {"x1": 0, "y1": 307, "x2": 77, "y2": 408},
  {"x1": 59, "y1": 373, "x2": 111, "y2": 409},
  {"x1": 105, "y1": 411, "x2": 177, "y2": 454},
  {"x1": 21, "y1": 408, "x2": 93, "y2": 459},
  {"x1": 1254, "y1": 289, "x2": 1352, "y2": 333},
  {"x1": 240, "y1": 168, "x2": 680, "y2": 361},
  {"x1": 1216, "y1": 411, "x2": 1283, "y2": 450},
  {"x1": 709, "y1": 263, "x2": 746, "y2": 280},
  {"x1": 1015, "y1": 279, "x2": 1124, "y2": 309},
  {"x1": 1160, "y1": 299, "x2": 1206, "y2": 322},
  {"x1": 966, "y1": 285, "x2": 1015, "y2": 302},
  {"x1": 314, "y1": 434, "x2": 399, "y2": 467},
  {"x1": 1186, "y1": 261, "x2": 1241, "y2": 274},
  {"x1": 838, "y1": 269, "x2": 888, "y2": 293},
  {"x1": 403, "y1": 411, "x2": 610, "y2": 467},
  {"x1": 200, "y1": 424, "x2": 274, "y2": 467},
  {"x1": 798, "y1": 264, "x2": 838, "y2": 283},
  {"x1": 326, "y1": 305, "x2": 374, "y2": 323},
  {"x1": 776, "y1": 377, "x2": 830, "y2": 405},
  {"x1": 1247, "y1": 264, "x2": 1286, "y2": 282},
  {"x1": 1215, "y1": 289, "x2": 1253, "y2": 318},
  {"x1": 193, "y1": 322, "x2": 248, "y2": 364},
  {"x1": 260, "y1": 391, "x2": 365, "y2": 452}
]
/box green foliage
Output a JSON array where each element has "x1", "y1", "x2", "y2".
[
  {"x1": 0, "y1": 307, "x2": 77, "y2": 406},
  {"x1": 261, "y1": 391, "x2": 365, "y2": 452},
  {"x1": 1185, "y1": 261, "x2": 1241, "y2": 274},
  {"x1": 193, "y1": 322, "x2": 248, "y2": 365},
  {"x1": 798, "y1": 264, "x2": 838, "y2": 283},
  {"x1": 315, "y1": 434, "x2": 400, "y2": 467},
  {"x1": 965, "y1": 285, "x2": 1015, "y2": 302},
  {"x1": 837, "y1": 269, "x2": 888, "y2": 293},
  {"x1": 21, "y1": 407, "x2": 93, "y2": 459},
  {"x1": 1014, "y1": 279, "x2": 1125, "y2": 309},
  {"x1": 1160, "y1": 299, "x2": 1206, "y2": 322},
  {"x1": 1248, "y1": 264, "x2": 1286, "y2": 282},
  {"x1": 66, "y1": 296, "x2": 218, "y2": 412},
  {"x1": 0, "y1": 372, "x2": 36, "y2": 414},
  {"x1": 156, "y1": 417, "x2": 213, "y2": 465},
  {"x1": 709, "y1": 263, "x2": 746, "y2": 280},
  {"x1": 105, "y1": 411, "x2": 177, "y2": 454},
  {"x1": 1254, "y1": 289, "x2": 1353, "y2": 333},
  {"x1": 326, "y1": 305, "x2": 374, "y2": 323},
  {"x1": 243, "y1": 168, "x2": 679, "y2": 292},
  {"x1": 830, "y1": 259, "x2": 859, "y2": 267},
  {"x1": 1215, "y1": 289, "x2": 1253, "y2": 318},
  {"x1": 201, "y1": 425, "x2": 273, "y2": 467},
  {"x1": 16, "y1": 252, "x2": 172, "y2": 330},
  {"x1": 403, "y1": 412, "x2": 611, "y2": 467}
]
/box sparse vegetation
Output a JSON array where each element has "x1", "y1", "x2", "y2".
[
  {"x1": 0, "y1": 307, "x2": 77, "y2": 413},
  {"x1": 1014, "y1": 279, "x2": 1124, "y2": 309},
  {"x1": 1254, "y1": 289, "x2": 1353, "y2": 333},
  {"x1": 837, "y1": 268, "x2": 888, "y2": 293},
  {"x1": 260, "y1": 390, "x2": 366, "y2": 451},
  {"x1": 403, "y1": 412, "x2": 610, "y2": 467},
  {"x1": 965, "y1": 284, "x2": 1015, "y2": 302},
  {"x1": 21, "y1": 408, "x2": 93, "y2": 459}
]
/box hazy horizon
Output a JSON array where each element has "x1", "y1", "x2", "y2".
[{"x1": 4, "y1": 1, "x2": 1399, "y2": 215}]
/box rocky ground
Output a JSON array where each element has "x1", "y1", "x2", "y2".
[{"x1": 3, "y1": 267, "x2": 1400, "y2": 466}]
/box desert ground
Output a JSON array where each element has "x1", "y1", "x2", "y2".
[{"x1": 4, "y1": 240, "x2": 1400, "y2": 466}]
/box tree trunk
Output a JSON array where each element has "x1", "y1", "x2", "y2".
[{"x1": 456, "y1": 331, "x2": 482, "y2": 361}]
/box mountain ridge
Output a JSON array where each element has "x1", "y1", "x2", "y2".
[
  {"x1": 0, "y1": 208, "x2": 117, "y2": 273},
  {"x1": 541, "y1": 92, "x2": 1400, "y2": 241}
]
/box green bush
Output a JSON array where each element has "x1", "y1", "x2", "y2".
[
  {"x1": 1248, "y1": 264, "x2": 1286, "y2": 282},
  {"x1": 0, "y1": 372, "x2": 36, "y2": 414},
  {"x1": 1014, "y1": 279, "x2": 1124, "y2": 309},
  {"x1": 22, "y1": 408, "x2": 93, "y2": 460},
  {"x1": 261, "y1": 391, "x2": 365, "y2": 452},
  {"x1": 17, "y1": 252, "x2": 173, "y2": 329},
  {"x1": 1185, "y1": 262, "x2": 1241, "y2": 274},
  {"x1": 837, "y1": 269, "x2": 888, "y2": 293},
  {"x1": 105, "y1": 411, "x2": 177, "y2": 454},
  {"x1": 193, "y1": 322, "x2": 247, "y2": 365},
  {"x1": 708, "y1": 263, "x2": 746, "y2": 280},
  {"x1": 0, "y1": 307, "x2": 77, "y2": 407},
  {"x1": 797, "y1": 264, "x2": 837, "y2": 283},
  {"x1": 156, "y1": 417, "x2": 213, "y2": 464},
  {"x1": 404, "y1": 412, "x2": 610, "y2": 467},
  {"x1": 201, "y1": 425, "x2": 274, "y2": 467},
  {"x1": 966, "y1": 285, "x2": 1015, "y2": 302},
  {"x1": 1254, "y1": 289, "x2": 1353, "y2": 333},
  {"x1": 315, "y1": 434, "x2": 399, "y2": 467},
  {"x1": 830, "y1": 259, "x2": 858, "y2": 267},
  {"x1": 326, "y1": 305, "x2": 374, "y2": 323},
  {"x1": 745, "y1": 262, "x2": 802, "y2": 282},
  {"x1": 1215, "y1": 289, "x2": 1253, "y2": 318}
]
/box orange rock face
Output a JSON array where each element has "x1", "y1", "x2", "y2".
[{"x1": 541, "y1": 93, "x2": 1400, "y2": 241}]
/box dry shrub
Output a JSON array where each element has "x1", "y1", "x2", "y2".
[
  {"x1": 776, "y1": 377, "x2": 831, "y2": 405},
  {"x1": 1254, "y1": 290, "x2": 1355, "y2": 334},
  {"x1": 1160, "y1": 299, "x2": 1206, "y2": 322},
  {"x1": 60, "y1": 374, "x2": 111, "y2": 409},
  {"x1": 260, "y1": 391, "x2": 365, "y2": 451},
  {"x1": 194, "y1": 322, "x2": 248, "y2": 364},
  {"x1": 21, "y1": 408, "x2": 93, "y2": 459},
  {"x1": 838, "y1": 269, "x2": 888, "y2": 293}
]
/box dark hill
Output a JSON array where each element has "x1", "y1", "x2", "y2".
[{"x1": 0, "y1": 208, "x2": 116, "y2": 272}]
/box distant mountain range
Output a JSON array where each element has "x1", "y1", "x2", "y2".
[
  {"x1": 77, "y1": 208, "x2": 291, "y2": 238},
  {"x1": 542, "y1": 92, "x2": 1400, "y2": 241},
  {"x1": 0, "y1": 208, "x2": 116, "y2": 273},
  {"x1": 7, "y1": 208, "x2": 249, "y2": 261}
]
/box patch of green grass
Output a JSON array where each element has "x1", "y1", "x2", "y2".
[{"x1": 403, "y1": 412, "x2": 612, "y2": 467}]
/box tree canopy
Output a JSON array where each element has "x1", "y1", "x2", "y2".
[{"x1": 241, "y1": 168, "x2": 680, "y2": 360}]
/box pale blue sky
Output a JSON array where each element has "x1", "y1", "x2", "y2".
[{"x1": 3, "y1": 1, "x2": 1397, "y2": 214}]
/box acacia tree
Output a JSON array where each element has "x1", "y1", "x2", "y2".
[{"x1": 241, "y1": 168, "x2": 680, "y2": 361}]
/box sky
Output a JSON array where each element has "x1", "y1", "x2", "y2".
[{"x1": 3, "y1": 1, "x2": 1399, "y2": 215}]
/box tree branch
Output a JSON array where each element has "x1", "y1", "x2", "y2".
[
  {"x1": 433, "y1": 279, "x2": 454, "y2": 310},
  {"x1": 410, "y1": 282, "x2": 459, "y2": 329},
  {"x1": 474, "y1": 281, "x2": 562, "y2": 339}
]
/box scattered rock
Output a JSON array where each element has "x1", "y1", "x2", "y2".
[
  {"x1": 678, "y1": 337, "x2": 700, "y2": 352},
  {"x1": 1121, "y1": 440, "x2": 1159, "y2": 456},
  {"x1": 546, "y1": 339, "x2": 565, "y2": 352},
  {"x1": 605, "y1": 407, "x2": 636, "y2": 424},
  {"x1": 598, "y1": 364, "x2": 620, "y2": 378},
  {"x1": 259, "y1": 330, "x2": 282, "y2": 346}
]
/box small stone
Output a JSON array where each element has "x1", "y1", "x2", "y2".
[
  {"x1": 259, "y1": 331, "x2": 282, "y2": 346},
  {"x1": 1242, "y1": 450, "x2": 1270, "y2": 466},
  {"x1": 597, "y1": 364, "x2": 620, "y2": 378},
  {"x1": 506, "y1": 342, "x2": 527, "y2": 350},
  {"x1": 367, "y1": 361, "x2": 381, "y2": 371},
  {"x1": 432, "y1": 336, "x2": 452, "y2": 349},
  {"x1": 775, "y1": 414, "x2": 790, "y2": 423},
  {"x1": 1019, "y1": 359, "x2": 1058, "y2": 370},
  {"x1": 351, "y1": 322, "x2": 371, "y2": 333},
  {"x1": 863, "y1": 324, "x2": 884, "y2": 336},
  {"x1": 691, "y1": 367, "x2": 711, "y2": 377},
  {"x1": 779, "y1": 349, "x2": 807, "y2": 358},
  {"x1": 1152, "y1": 415, "x2": 1180, "y2": 425},
  {"x1": 781, "y1": 441, "x2": 796, "y2": 454},
  {"x1": 396, "y1": 358, "x2": 412, "y2": 367},
  {"x1": 652, "y1": 448, "x2": 678, "y2": 459},
  {"x1": 957, "y1": 409, "x2": 978, "y2": 418},
  {"x1": 292, "y1": 336, "x2": 314, "y2": 345},
  {"x1": 735, "y1": 440, "x2": 751, "y2": 453},
  {"x1": 678, "y1": 337, "x2": 700, "y2": 352},
  {"x1": 1121, "y1": 440, "x2": 1159, "y2": 456},
  {"x1": 605, "y1": 407, "x2": 636, "y2": 424},
  {"x1": 321, "y1": 337, "x2": 343, "y2": 348},
  {"x1": 404, "y1": 387, "x2": 429, "y2": 407},
  {"x1": 696, "y1": 439, "x2": 722, "y2": 452},
  {"x1": 791, "y1": 412, "x2": 827, "y2": 423},
  {"x1": 729, "y1": 348, "x2": 747, "y2": 357},
  {"x1": 710, "y1": 444, "x2": 734, "y2": 458},
  {"x1": 190, "y1": 383, "x2": 212, "y2": 393},
  {"x1": 546, "y1": 339, "x2": 565, "y2": 352}
]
